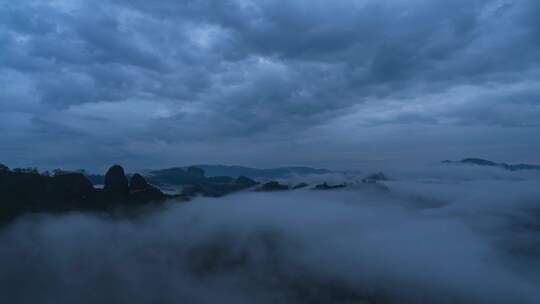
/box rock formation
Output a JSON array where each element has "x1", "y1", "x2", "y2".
[
  {"x1": 0, "y1": 165, "x2": 167, "y2": 223},
  {"x1": 104, "y1": 165, "x2": 129, "y2": 195},
  {"x1": 130, "y1": 173, "x2": 149, "y2": 191},
  {"x1": 129, "y1": 173, "x2": 165, "y2": 203}
]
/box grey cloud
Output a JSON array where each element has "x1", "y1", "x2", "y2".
[{"x1": 0, "y1": 0, "x2": 539, "y2": 169}]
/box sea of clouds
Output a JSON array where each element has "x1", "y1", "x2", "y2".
[{"x1": 1, "y1": 165, "x2": 539, "y2": 304}]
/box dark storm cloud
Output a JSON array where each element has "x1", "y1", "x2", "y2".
[{"x1": 0, "y1": 0, "x2": 539, "y2": 169}]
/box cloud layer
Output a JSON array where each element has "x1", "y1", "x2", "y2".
[
  {"x1": 1, "y1": 0, "x2": 539, "y2": 169},
  {"x1": 1, "y1": 167, "x2": 540, "y2": 303}
]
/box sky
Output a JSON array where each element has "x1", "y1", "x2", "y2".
[{"x1": 1, "y1": 0, "x2": 539, "y2": 171}]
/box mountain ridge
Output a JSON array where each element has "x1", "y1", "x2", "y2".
[
  {"x1": 442, "y1": 158, "x2": 540, "y2": 171},
  {"x1": 180, "y1": 165, "x2": 332, "y2": 179}
]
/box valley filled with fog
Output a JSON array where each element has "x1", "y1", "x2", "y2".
[
  {"x1": 1, "y1": 165, "x2": 539, "y2": 304},
  {"x1": 2, "y1": 0, "x2": 539, "y2": 303}
]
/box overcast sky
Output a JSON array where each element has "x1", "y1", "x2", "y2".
[{"x1": 1, "y1": 0, "x2": 539, "y2": 171}]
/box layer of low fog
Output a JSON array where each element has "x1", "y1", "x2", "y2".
[{"x1": 1, "y1": 165, "x2": 539, "y2": 304}]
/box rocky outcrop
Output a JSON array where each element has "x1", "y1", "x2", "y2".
[
  {"x1": 129, "y1": 173, "x2": 165, "y2": 203},
  {"x1": 130, "y1": 173, "x2": 149, "y2": 191},
  {"x1": 101, "y1": 165, "x2": 165, "y2": 203},
  {"x1": 104, "y1": 165, "x2": 129, "y2": 196},
  {"x1": 0, "y1": 165, "x2": 167, "y2": 223}
]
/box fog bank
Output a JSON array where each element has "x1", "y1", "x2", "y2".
[{"x1": 1, "y1": 168, "x2": 539, "y2": 303}]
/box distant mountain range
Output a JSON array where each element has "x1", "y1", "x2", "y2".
[
  {"x1": 0, "y1": 163, "x2": 345, "y2": 223},
  {"x1": 442, "y1": 158, "x2": 540, "y2": 171},
  {"x1": 79, "y1": 165, "x2": 333, "y2": 186},
  {"x1": 142, "y1": 165, "x2": 332, "y2": 188},
  {"x1": 182, "y1": 165, "x2": 332, "y2": 179}
]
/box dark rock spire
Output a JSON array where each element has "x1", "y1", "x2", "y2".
[{"x1": 104, "y1": 165, "x2": 129, "y2": 195}]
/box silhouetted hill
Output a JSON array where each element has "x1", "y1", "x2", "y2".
[
  {"x1": 0, "y1": 165, "x2": 168, "y2": 223},
  {"x1": 1, "y1": 162, "x2": 363, "y2": 223},
  {"x1": 0, "y1": 164, "x2": 265, "y2": 222},
  {"x1": 443, "y1": 158, "x2": 540, "y2": 171}
]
